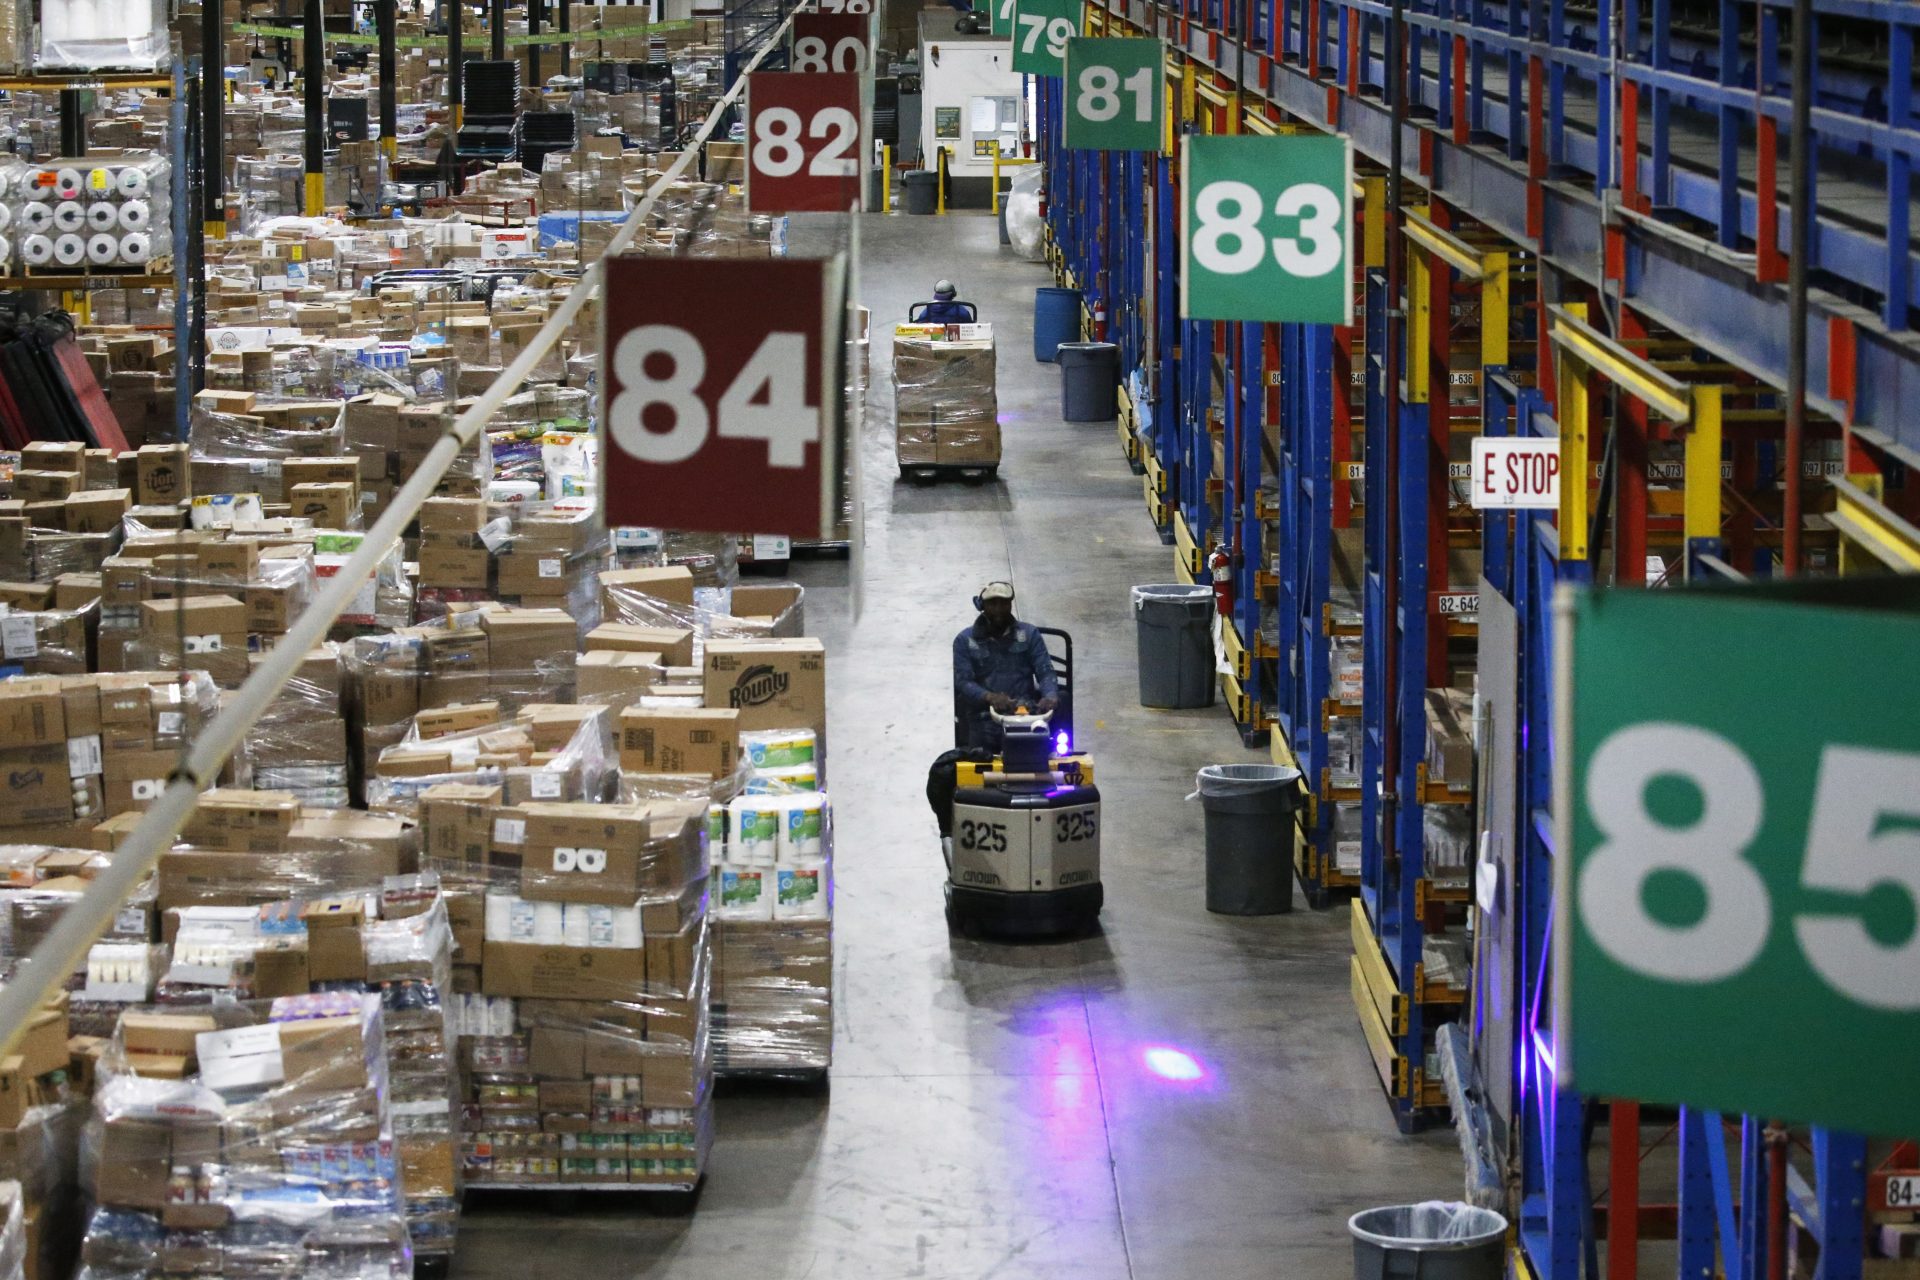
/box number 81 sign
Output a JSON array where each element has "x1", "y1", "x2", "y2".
[
  {"x1": 1179, "y1": 133, "x2": 1352, "y2": 325},
  {"x1": 1063, "y1": 37, "x2": 1163, "y2": 152}
]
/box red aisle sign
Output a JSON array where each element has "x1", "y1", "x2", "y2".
[
  {"x1": 791, "y1": 12, "x2": 870, "y2": 72},
  {"x1": 745, "y1": 72, "x2": 864, "y2": 213},
  {"x1": 601, "y1": 256, "x2": 847, "y2": 539}
]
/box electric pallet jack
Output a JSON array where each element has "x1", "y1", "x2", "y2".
[{"x1": 940, "y1": 628, "x2": 1103, "y2": 938}]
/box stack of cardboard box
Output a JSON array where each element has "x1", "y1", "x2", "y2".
[
  {"x1": 892, "y1": 323, "x2": 1001, "y2": 469},
  {"x1": 81, "y1": 993, "x2": 415, "y2": 1279},
  {"x1": 441, "y1": 796, "x2": 716, "y2": 1187}
]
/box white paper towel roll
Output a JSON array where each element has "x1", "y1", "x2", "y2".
[
  {"x1": 86, "y1": 168, "x2": 116, "y2": 199},
  {"x1": 52, "y1": 169, "x2": 83, "y2": 201},
  {"x1": 51, "y1": 202, "x2": 84, "y2": 232},
  {"x1": 86, "y1": 233, "x2": 118, "y2": 265},
  {"x1": 117, "y1": 199, "x2": 149, "y2": 231},
  {"x1": 19, "y1": 172, "x2": 47, "y2": 201},
  {"x1": 0, "y1": 203, "x2": 13, "y2": 233},
  {"x1": 85, "y1": 201, "x2": 118, "y2": 231},
  {"x1": 17, "y1": 203, "x2": 50, "y2": 234},
  {"x1": 117, "y1": 165, "x2": 150, "y2": 199},
  {"x1": 20, "y1": 234, "x2": 52, "y2": 265},
  {"x1": 119, "y1": 232, "x2": 151, "y2": 264},
  {"x1": 531, "y1": 900, "x2": 565, "y2": 944},
  {"x1": 52, "y1": 234, "x2": 86, "y2": 266},
  {"x1": 0, "y1": 236, "x2": 13, "y2": 266}
]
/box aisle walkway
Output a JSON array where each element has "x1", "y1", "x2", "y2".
[{"x1": 455, "y1": 213, "x2": 1459, "y2": 1280}]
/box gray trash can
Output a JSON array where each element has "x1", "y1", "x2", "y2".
[
  {"x1": 902, "y1": 170, "x2": 939, "y2": 215},
  {"x1": 1058, "y1": 342, "x2": 1119, "y2": 421},
  {"x1": 1348, "y1": 1203, "x2": 1507, "y2": 1280},
  {"x1": 1193, "y1": 764, "x2": 1299, "y2": 914},
  {"x1": 1132, "y1": 583, "x2": 1215, "y2": 709}
]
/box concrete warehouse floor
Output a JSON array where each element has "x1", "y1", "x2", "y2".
[{"x1": 454, "y1": 211, "x2": 1461, "y2": 1280}]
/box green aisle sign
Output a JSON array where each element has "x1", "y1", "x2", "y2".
[
  {"x1": 1010, "y1": 0, "x2": 1079, "y2": 75},
  {"x1": 1178, "y1": 133, "x2": 1353, "y2": 324},
  {"x1": 1556, "y1": 581, "x2": 1920, "y2": 1138},
  {"x1": 1062, "y1": 37, "x2": 1164, "y2": 151},
  {"x1": 990, "y1": 0, "x2": 1017, "y2": 38}
]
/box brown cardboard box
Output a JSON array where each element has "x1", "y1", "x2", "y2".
[
  {"x1": 640, "y1": 876, "x2": 707, "y2": 937},
  {"x1": 586, "y1": 623, "x2": 694, "y2": 667},
  {"x1": 64, "y1": 487, "x2": 131, "y2": 534},
  {"x1": 600, "y1": 566, "x2": 695, "y2": 615},
  {"x1": 251, "y1": 938, "x2": 310, "y2": 997},
  {"x1": 138, "y1": 594, "x2": 246, "y2": 638},
  {"x1": 0, "y1": 744, "x2": 72, "y2": 826},
  {"x1": 344, "y1": 393, "x2": 403, "y2": 453},
  {"x1": 417, "y1": 497, "x2": 487, "y2": 537},
  {"x1": 576, "y1": 649, "x2": 663, "y2": 702},
  {"x1": 20, "y1": 441, "x2": 84, "y2": 474},
  {"x1": 278, "y1": 1015, "x2": 371, "y2": 1092},
  {"x1": 529, "y1": 1027, "x2": 585, "y2": 1079},
  {"x1": 617, "y1": 706, "x2": 739, "y2": 778},
  {"x1": 481, "y1": 940, "x2": 645, "y2": 1000},
  {"x1": 539, "y1": 1080, "x2": 592, "y2": 1112},
  {"x1": 12, "y1": 471, "x2": 78, "y2": 503},
  {"x1": 180, "y1": 788, "x2": 300, "y2": 851},
  {"x1": 416, "y1": 703, "x2": 500, "y2": 739},
  {"x1": 290, "y1": 482, "x2": 356, "y2": 528},
  {"x1": 94, "y1": 1118, "x2": 171, "y2": 1210},
  {"x1": 519, "y1": 802, "x2": 651, "y2": 905},
  {"x1": 281, "y1": 457, "x2": 361, "y2": 488},
  {"x1": 417, "y1": 543, "x2": 490, "y2": 589},
  {"x1": 0, "y1": 680, "x2": 65, "y2": 746},
  {"x1": 122, "y1": 1011, "x2": 216, "y2": 1058},
  {"x1": 422, "y1": 630, "x2": 489, "y2": 708},
  {"x1": 135, "y1": 444, "x2": 190, "y2": 505},
  {"x1": 703, "y1": 638, "x2": 827, "y2": 735},
  {"x1": 422, "y1": 782, "x2": 503, "y2": 867},
  {"x1": 482, "y1": 608, "x2": 579, "y2": 695}
]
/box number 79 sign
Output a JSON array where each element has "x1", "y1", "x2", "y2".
[
  {"x1": 1179, "y1": 133, "x2": 1352, "y2": 324},
  {"x1": 601, "y1": 256, "x2": 848, "y2": 539},
  {"x1": 1010, "y1": 0, "x2": 1079, "y2": 75}
]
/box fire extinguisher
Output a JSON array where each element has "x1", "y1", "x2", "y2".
[{"x1": 1208, "y1": 545, "x2": 1233, "y2": 615}]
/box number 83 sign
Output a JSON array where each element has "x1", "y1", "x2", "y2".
[{"x1": 1180, "y1": 133, "x2": 1352, "y2": 325}]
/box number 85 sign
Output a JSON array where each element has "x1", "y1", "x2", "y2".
[{"x1": 1179, "y1": 134, "x2": 1352, "y2": 325}]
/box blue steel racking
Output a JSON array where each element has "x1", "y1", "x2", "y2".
[{"x1": 1040, "y1": 0, "x2": 1913, "y2": 1271}]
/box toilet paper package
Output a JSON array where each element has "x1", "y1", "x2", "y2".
[
  {"x1": 37, "y1": 0, "x2": 171, "y2": 70},
  {"x1": 776, "y1": 791, "x2": 827, "y2": 862},
  {"x1": 719, "y1": 863, "x2": 774, "y2": 920},
  {"x1": 773, "y1": 861, "x2": 829, "y2": 920},
  {"x1": 707, "y1": 803, "x2": 728, "y2": 864}
]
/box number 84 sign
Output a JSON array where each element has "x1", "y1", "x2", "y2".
[{"x1": 1180, "y1": 133, "x2": 1352, "y2": 325}]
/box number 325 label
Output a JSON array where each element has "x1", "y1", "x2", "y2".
[{"x1": 1180, "y1": 133, "x2": 1353, "y2": 325}]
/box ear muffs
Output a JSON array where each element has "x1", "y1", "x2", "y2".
[{"x1": 971, "y1": 595, "x2": 983, "y2": 610}]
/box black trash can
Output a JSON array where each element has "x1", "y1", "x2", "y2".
[
  {"x1": 1132, "y1": 584, "x2": 1215, "y2": 709},
  {"x1": 1058, "y1": 341, "x2": 1120, "y2": 421},
  {"x1": 1348, "y1": 1204, "x2": 1508, "y2": 1280},
  {"x1": 902, "y1": 170, "x2": 939, "y2": 215},
  {"x1": 1193, "y1": 764, "x2": 1300, "y2": 915}
]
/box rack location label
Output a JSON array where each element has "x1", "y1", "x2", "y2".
[{"x1": 1469, "y1": 437, "x2": 1560, "y2": 510}]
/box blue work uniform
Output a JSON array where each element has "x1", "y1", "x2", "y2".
[
  {"x1": 918, "y1": 299, "x2": 973, "y2": 324},
  {"x1": 953, "y1": 615, "x2": 1058, "y2": 748}
]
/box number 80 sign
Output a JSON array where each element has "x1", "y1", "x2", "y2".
[{"x1": 1179, "y1": 133, "x2": 1353, "y2": 325}]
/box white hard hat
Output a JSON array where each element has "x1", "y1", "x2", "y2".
[
  {"x1": 934, "y1": 278, "x2": 957, "y2": 298},
  {"x1": 978, "y1": 580, "x2": 1015, "y2": 601}
]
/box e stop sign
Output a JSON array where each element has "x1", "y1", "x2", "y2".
[
  {"x1": 745, "y1": 71, "x2": 864, "y2": 213},
  {"x1": 601, "y1": 255, "x2": 848, "y2": 539},
  {"x1": 1469, "y1": 436, "x2": 1561, "y2": 510}
]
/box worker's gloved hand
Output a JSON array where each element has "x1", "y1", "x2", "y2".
[
  {"x1": 1036, "y1": 697, "x2": 1058, "y2": 714},
  {"x1": 987, "y1": 693, "x2": 1015, "y2": 712}
]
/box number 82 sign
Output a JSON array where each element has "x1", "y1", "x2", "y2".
[{"x1": 1179, "y1": 133, "x2": 1352, "y2": 325}]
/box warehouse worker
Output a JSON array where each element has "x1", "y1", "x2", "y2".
[
  {"x1": 918, "y1": 279, "x2": 973, "y2": 324},
  {"x1": 954, "y1": 581, "x2": 1058, "y2": 748}
]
